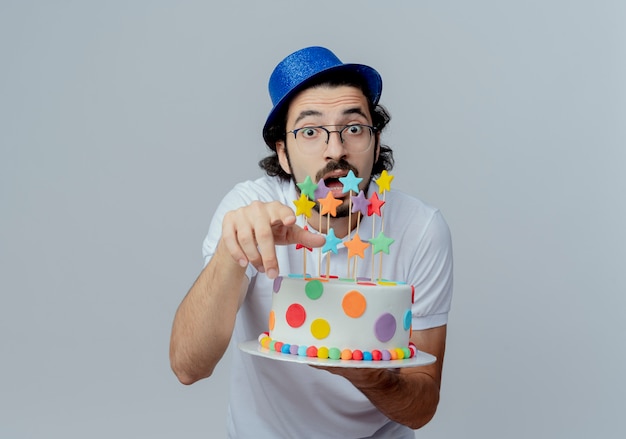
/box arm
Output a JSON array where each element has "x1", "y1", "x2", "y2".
[
  {"x1": 169, "y1": 201, "x2": 325, "y2": 385},
  {"x1": 315, "y1": 325, "x2": 446, "y2": 429},
  {"x1": 169, "y1": 239, "x2": 248, "y2": 385}
]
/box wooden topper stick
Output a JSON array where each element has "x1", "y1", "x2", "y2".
[
  {"x1": 318, "y1": 214, "x2": 322, "y2": 277},
  {"x1": 293, "y1": 195, "x2": 315, "y2": 278},
  {"x1": 318, "y1": 191, "x2": 342, "y2": 278},
  {"x1": 374, "y1": 171, "x2": 394, "y2": 281}
]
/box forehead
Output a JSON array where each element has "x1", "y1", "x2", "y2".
[{"x1": 286, "y1": 85, "x2": 371, "y2": 126}]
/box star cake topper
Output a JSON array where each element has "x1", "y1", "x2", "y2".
[
  {"x1": 297, "y1": 176, "x2": 318, "y2": 200},
  {"x1": 344, "y1": 233, "x2": 370, "y2": 259},
  {"x1": 314, "y1": 179, "x2": 331, "y2": 200},
  {"x1": 367, "y1": 192, "x2": 385, "y2": 217},
  {"x1": 339, "y1": 170, "x2": 362, "y2": 194},
  {"x1": 375, "y1": 170, "x2": 394, "y2": 193},
  {"x1": 369, "y1": 231, "x2": 395, "y2": 255},
  {"x1": 322, "y1": 228, "x2": 343, "y2": 254},
  {"x1": 351, "y1": 190, "x2": 370, "y2": 216},
  {"x1": 293, "y1": 194, "x2": 315, "y2": 217},
  {"x1": 318, "y1": 191, "x2": 343, "y2": 217}
]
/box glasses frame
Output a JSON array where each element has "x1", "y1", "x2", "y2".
[{"x1": 286, "y1": 124, "x2": 377, "y2": 154}]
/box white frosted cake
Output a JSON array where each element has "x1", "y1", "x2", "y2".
[{"x1": 259, "y1": 275, "x2": 416, "y2": 361}]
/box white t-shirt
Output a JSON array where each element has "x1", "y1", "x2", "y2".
[{"x1": 202, "y1": 176, "x2": 453, "y2": 439}]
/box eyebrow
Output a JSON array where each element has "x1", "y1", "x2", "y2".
[
  {"x1": 292, "y1": 107, "x2": 370, "y2": 126},
  {"x1": 293, "y1": 110, "x2": 322, "y2": 126}
]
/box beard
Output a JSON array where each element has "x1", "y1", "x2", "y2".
[{"x1": 333, "y1": 202, "x2": 352, "y2": 218}]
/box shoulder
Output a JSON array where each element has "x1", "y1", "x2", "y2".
[
  {"x1": 379, "y1": 189, "x2": 453, "y2": 277},
  {"x1": 383, "y1": 189, "x2": 450, "y2": 236}
]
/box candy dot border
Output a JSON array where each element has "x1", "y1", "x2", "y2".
[{"x1": 258, "y1": 333, "x2": 417, "y2": 362}]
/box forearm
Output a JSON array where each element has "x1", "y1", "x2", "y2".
[
  {"x1": 318, "y1": 326, "x2": 447, "y2": 429},
  {"x1": 169, "y1": 239, "x2": 247, "y2": 384},
  {"x1": 353, "y1": 368, "x2": 440, "y2": 429}
]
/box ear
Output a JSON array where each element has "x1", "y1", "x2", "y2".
[{"x1": 276, "y1": 141, "x2": 292, "y2": 175}]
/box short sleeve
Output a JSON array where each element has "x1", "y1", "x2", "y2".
[{"x1": 409, "y1": 209, "x2": 454, "y2": 330}]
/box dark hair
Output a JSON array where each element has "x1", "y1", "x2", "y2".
[{"x1": 259, "y1": 72, "x2": 394, "y2": 181}]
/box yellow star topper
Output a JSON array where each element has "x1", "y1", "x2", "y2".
[
  {"x1": 293, "y1": 194, "x2": 315, "y2": 217},
  {"x1": 375, "y1": 170, "x2": 394, "y2": 193}
]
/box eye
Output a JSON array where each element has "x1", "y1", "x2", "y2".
[
  {"x1": 298, "y1": 127, "x2": 322, "y2": 139},
  {"x1": 344, "y1": 124, "x2": 364, "y2": 136}
]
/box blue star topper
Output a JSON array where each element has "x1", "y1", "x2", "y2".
[
  {"x1": 339, "y1": 170, "x2": 362, "y2": 194},
  {"x1": 322, "y1": 228, "x2": 343, "y2": 254}
]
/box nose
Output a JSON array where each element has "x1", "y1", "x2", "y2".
[{"x1": 324, "y1": 130, "x2": 347, "y2": 160}]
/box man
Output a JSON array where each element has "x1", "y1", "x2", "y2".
[{"x1": 170, "y1": 46, "x2": 453, "y2": 438}]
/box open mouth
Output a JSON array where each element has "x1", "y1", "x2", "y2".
[
  {"x1": 321, "y1": 171, "x2": 349, "y2": 197},
  {"x1": 324, "y1": 177, "x2": 344, "y2": 193},
  {"x1": 315, "y1": 161, "x2": 360, "y2": 199}
]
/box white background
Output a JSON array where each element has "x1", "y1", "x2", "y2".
[{"x1": 1, "y1": 1, "x2": 625, "y2": 438}]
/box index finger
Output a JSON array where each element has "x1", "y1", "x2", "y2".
[{"x1": 255, "y1": 203, "x2": 299, "y2": 279}]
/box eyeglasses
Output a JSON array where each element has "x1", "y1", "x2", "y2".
[{"x1": 286, "y1": 124, "x2": 376, "y2": 154}]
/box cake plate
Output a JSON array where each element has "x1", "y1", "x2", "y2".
[{"x1": 238, "y1": 340, "x2": 436, "y2": 369}]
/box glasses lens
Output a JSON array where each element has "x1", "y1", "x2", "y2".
[
  {"x1": 293, "y1": 127, "x2": 326, "y2": 154},
  {"x1": 292, "y1": 125, "x2": 373, "y2": 154},
  {"x1": 341, "y1": 125, "x2": 373, "y2": 152},
  {"x1": 296, "y1": 127, "x2": 324, "y2": 142}
]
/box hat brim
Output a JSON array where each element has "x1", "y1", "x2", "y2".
[{"x1": 262, "y1": 63, "x2": 382, "y2": 150}]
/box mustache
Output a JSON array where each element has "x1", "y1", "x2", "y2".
[{"x1": 315, "y1": 160, "x2": 359, "y2": 183}]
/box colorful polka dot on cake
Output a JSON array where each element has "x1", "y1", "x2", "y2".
[
  {"x1": 342, "y1": 290, "x2": 367, "y2": 318},
  {"x1": 305, "y1": 279, "x2": 324, "y2": 300},
  {"x1": 403, "y1": 309, "x2": 412, "y2": 331},
  {"x1": 268, "y1": 311, "x2": 275, "y2": 331},
  {"x1": 285, "y1": 303, "x2": 306, "y2": 328},
  {"x1": 374, "y1": 313, "x2": 397, "y2": 342},
  {"x1": 310, "y1": 318, "x2": 330, "y2": 339},
  {"x1": 273, "y1": 276, "x2": 283, "y2": 292}
]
